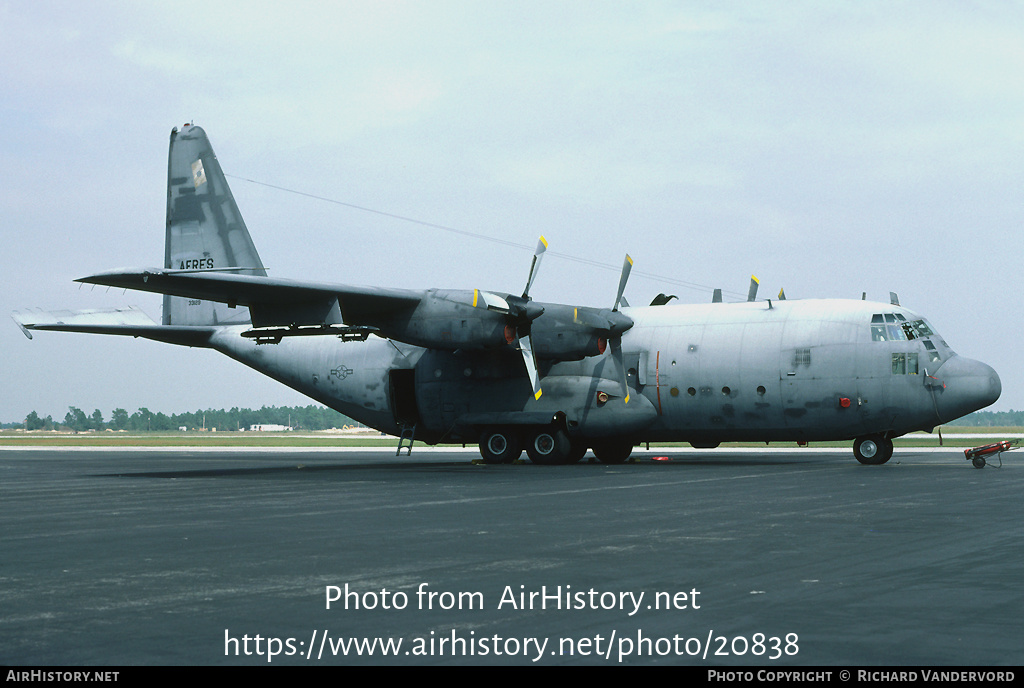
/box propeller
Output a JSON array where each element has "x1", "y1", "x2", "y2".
[
  {"x1": 476, "y1": 239, "x2": 635, "y2": 404},
  {"x1": 747, "y1": 275, "x2": 759, "y2": 302},
  {"x1": 514, "y1": 237, "x2": 549, "y2": 399},
  {"x1": 609, "y1": 254, "x2": 634, "y2": 404},
  {"x1": 471, "y1": 237, "x2": 547, "y2": 399}
]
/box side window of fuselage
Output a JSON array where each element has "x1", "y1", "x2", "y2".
[{"x1": 891, "y1": 352, "x2": 919, "y2": 375}]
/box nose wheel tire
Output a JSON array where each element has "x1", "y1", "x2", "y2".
[{"x1": 853, "y1": 435, "x2": 893, "y2": 465}]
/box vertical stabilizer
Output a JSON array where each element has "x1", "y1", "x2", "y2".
[{"x1": 163, "y1": 124, "x2": 266, "y2": 325}]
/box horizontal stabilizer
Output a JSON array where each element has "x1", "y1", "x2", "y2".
[
  {"x1": 12, "y1": 306, "x2": 214, "y2": 346},
  {"x1": 14, "y1": 305, "x2": 156, "y2": 336}
]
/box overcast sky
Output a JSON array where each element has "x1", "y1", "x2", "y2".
[{"x1": 2, "y1": 1, "x2": 1022, "y2": 423}]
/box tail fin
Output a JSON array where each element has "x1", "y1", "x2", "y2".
[{"x1": 163, "y1": 124, "x2": 266, "y2": 325}]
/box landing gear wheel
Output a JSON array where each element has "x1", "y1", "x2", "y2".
[
  {"x1": 479, "y1": 429, "x2": 522, "y2": 464},
  {"x1": 565, "y1": 441, "x2": 588, "y2": 464},
  {"x1": 853, "y1": 435, "x2": 893, "y2": 465},
  {"x1": 593, "y1": 439, "x2": 634, "y2": 464},
  {"x1": 526, "y1": 428, "x2": 572, "y2": 465}
]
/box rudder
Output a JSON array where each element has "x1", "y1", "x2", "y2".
[{"x1": 163, "y1": 124, "x2": 266, "y2": 325}]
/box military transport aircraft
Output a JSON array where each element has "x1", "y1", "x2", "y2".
[{"x1": 13, "y1": 124, "x2": 1002, "y2": 466}]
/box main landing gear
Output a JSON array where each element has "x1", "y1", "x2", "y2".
[
  {"x1": 478, "y1": 427, "x2": 618, "y2": 465},
  {"x1": 478, "y1": 429, "x2": 522, "y2": 464},
  {"x1": 853, "y1": 434, "x2": 893, "y2": 465}
]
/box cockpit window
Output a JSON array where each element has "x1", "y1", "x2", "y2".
[
  {"x1": 871, "y1": 316, "x2": 908, "y2": 341},
  {"x1": 872, "y1": 313, "x2": 951, "y2": 367},
  {"x1": 872, "y1": 315, "x2": 939, "y2": 343},
  {"x1": 900, "y1": 319, "x2": 935, "y2": 340}
]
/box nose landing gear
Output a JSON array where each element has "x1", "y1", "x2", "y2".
[{"x1": 853, "y1": 435, "x2": 894, "y2": 465}]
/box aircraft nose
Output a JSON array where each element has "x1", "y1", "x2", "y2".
[{"x1": 932, "y1": 355, "x2": 1001, "y2": 422}]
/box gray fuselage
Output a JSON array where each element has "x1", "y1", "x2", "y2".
[{"x1": 208, "y1": 297, "x2": 1000, "y2": 446}]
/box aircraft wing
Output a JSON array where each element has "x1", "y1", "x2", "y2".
[
  {"x1": 12, "y1": 305, "x2": 215, "y2": 346},
  {"x1": 76, "y1": 269, "x2": 424, "y2": 329}
]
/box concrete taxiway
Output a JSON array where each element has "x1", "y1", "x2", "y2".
[{"x1": 1, "y1": 447, "x2": 1020, "y2": 665}]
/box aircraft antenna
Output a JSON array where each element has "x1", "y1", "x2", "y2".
[{"x1": 225, "y1": 174, "x2": 749, "y2": 299}]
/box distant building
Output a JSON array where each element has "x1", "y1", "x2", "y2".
[{"x1": 248, "y1": 424, "x2": 293, "y2": 432}]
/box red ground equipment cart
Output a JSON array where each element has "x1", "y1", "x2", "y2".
[{"x1": 964, "y1": 440, "x2": 1019, "y2": 469}]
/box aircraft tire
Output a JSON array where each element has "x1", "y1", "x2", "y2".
[
  {"x1": 565, "y1": 441, "x2": 588, "y2": 464},
  {"x1": 593, "y1": 439, "x2": 634, "y2": 464},
  {"x1": 853, "y1": 435, "x2": 893, "y2": 465},
  {"x1": 479, "y1": 429, "x2": 522, "y2": 464},
  {"x1": 526, "y1": 428, "x2": 572, "y2": 465}
]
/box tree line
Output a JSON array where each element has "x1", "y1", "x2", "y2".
[
  {"x1": 945, "y1": 410, "x2": 1024, "y2": 427},
  {"x1": 7, "y1": 407, "x2": 1019, "y2": 432},
  {"x1": 17, "y1": 405, "x2": 361, "y2": 432}
]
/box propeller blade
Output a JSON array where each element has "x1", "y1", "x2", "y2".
[
  {"x1": 519, "y1": 332, "x2": 543, "y2": 400},
  {"x1": 712, "y1": 288, "x2": 723, "y2": 303},
  {"x1": 610, "y1": 335, "x2": 630, "y2": 404},
  {"x1": 473, "y1": 289, "x2": 511, "y2": 313},
  {"x1": 778, "y1": 287, "x2": 786, "y2": 301},
  {"x1": 522, "y1": 236, "x2": 548, "y2": 299},
  {"x1": 747, "y1": 275, "x2": 759, "y2": 302},
  {"x1": 613, "y1": 254, "x2": 633, "y2": 311}
]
